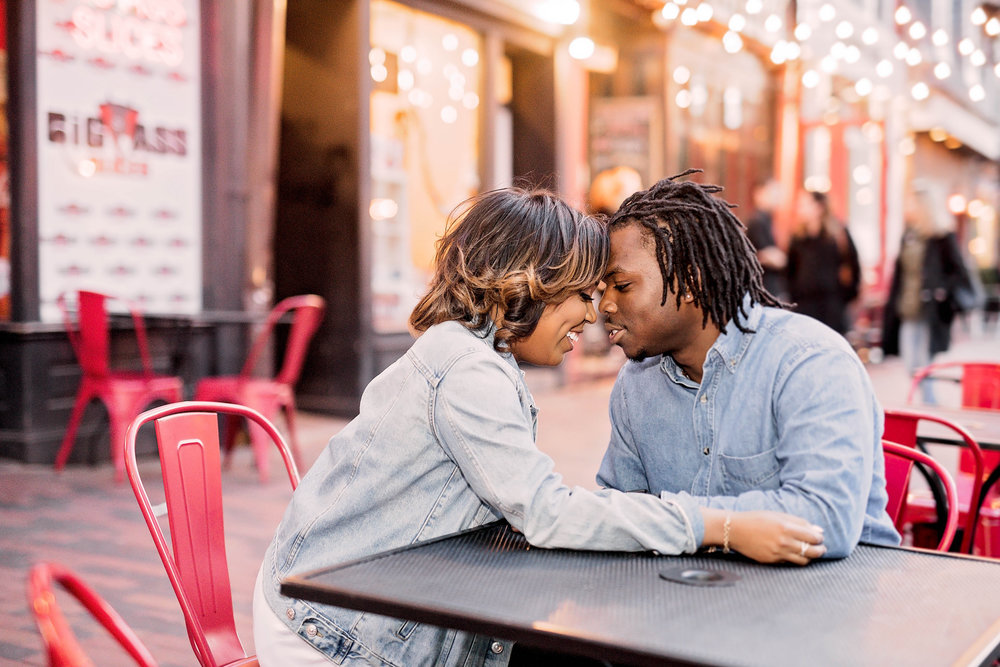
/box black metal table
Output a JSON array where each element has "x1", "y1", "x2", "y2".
[{"x1": 281, "y1": 522, "x2": 1000, "y2": 667}]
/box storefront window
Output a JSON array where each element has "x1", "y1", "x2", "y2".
[
  {"x1": 665, "y1": 28, "x2": 774, "y2": 206},
  {"x1": 369, "y1": 0, "x2": 481, "y2": 333}
]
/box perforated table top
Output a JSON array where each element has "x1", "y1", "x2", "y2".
[{"x1": 281, "y1": 522, "x2": 1000, "y2": 666}]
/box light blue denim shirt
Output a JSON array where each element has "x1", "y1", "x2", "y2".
[
  {"x1": 261, "y1": 320, "x2": 707, "y2": 666},
  {"x1": 597, "y1": 300, "x2": 901, "y2": 558}
]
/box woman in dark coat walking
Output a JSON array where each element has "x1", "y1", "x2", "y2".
[
  {"x1": 786, "y1": 190, "x2": 861, "y2": 335},
  {"x1": 882, "y1": 181, "x2": 974, "y2": 403}
]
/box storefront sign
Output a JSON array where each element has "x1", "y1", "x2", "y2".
[{"x1": 36, "y1": 0, "x2": 201, "y2": 321}]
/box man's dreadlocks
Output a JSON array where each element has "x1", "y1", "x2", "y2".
[{"x1": 608, "y1": 168, "x2": 787, "y2": 333}]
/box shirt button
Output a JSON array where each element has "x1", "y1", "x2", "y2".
[
  {"x1": 305, "y1": 624, "x2": 318, "y2": 637},
  {"x1": 490, "y1": 641, "x2": 504, "y2": 654},
  {"x1": 285, "y1": 608, "x2": 295, "y2": 620},
  {"x1": 700, "y1": 395, "x2": 707, "y2": 403},
  {"x1": 703, "y1": 447, "x2": 710, "y2": 455}
]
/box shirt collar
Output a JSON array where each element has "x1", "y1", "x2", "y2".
[
  {"x1": 710, "y1": 294, "x2": 760, "y2": 373},
  {"x1": 658, "y1": 294, "x2": 761, "y2": 381}
]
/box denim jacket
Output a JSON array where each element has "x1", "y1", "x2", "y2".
[
  {"x1": 597, "y1": 301, "x2": 901, "y2": 558},
  {"x1": 261, "y1": 320, "x2": 707, "y2": 666}
]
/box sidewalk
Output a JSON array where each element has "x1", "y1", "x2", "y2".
[{"x1": 1, "y1": 323, "x2": 996, "y2": 666}]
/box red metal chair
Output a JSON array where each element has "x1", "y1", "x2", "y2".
[
  {"x1": 193, "y1": 295, "x2": 325, "y2": 481},
  {"x1": 125, "y1": 401, "x2": 299, "y2": 667},
  {"x1": 27, "y1": 561, "x2": 158, "y2": 667},
  {"x1": 907, "y1": 361, "x2": 1000, "y2": 409},
  {"x1": 883, "y1": 440, "x2": 959, "y2": 552},
  {"x1": 884, "y1": 409, "x2": 986, "y2": 554},
  {"x1": 54, "y1": 291, "x2": 184, "y2": 481}
]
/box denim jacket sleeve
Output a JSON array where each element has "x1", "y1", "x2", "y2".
[
  {"x1": 433, "y1": 353, "x2": 703, "y2": 554},
  {"x1": 679, "y1": 346, "x2": 878, "y2": 557}
]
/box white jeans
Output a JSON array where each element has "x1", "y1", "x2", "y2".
[
  {"x1": 899, "y1": 319, "x2": 935, "y2": 404},
  {"x1": 253, "y1": 567, "x2": 333, "y2": 666}
]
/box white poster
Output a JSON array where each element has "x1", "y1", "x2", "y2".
[{"x1": 36, "y1": 0, "x2": 201, "y2": 321}]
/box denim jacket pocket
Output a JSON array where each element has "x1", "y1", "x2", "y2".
[
  {"x1": 718, "y1": 447, "x2": 780, "y2": 490},
  {"x1": 291, "y1": 605, "x2": 356, "y2": 665}
]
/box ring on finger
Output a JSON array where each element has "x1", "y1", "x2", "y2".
[{"x1": 800, "y1": 540, "x2": 808, "y2": 556}]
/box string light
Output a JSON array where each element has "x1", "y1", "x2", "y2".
[
  {"x1": 764, "y1": 14, "x2": 782, "y2": 32},
  {"x1": 568, "y1": 36, "x2": 595, "y2": 59},
  {"x1": 802, "y1": 69, "x2": 820, "y2": 88},
  {"x1": 893, "y1": 41, "x2": 909, "y2": 60},
  {"x1": 673, "y1": 65, "x2": 691, "y2": 84},
  {"x1": 905, "y1": 48, "x2": 922, "y2": 66},
  {"x1": 934, "y1": 62, "x2": 951, "y2": 79},
  {"x1": 971, "y1": 7, "x2": 988, "y2": 25},
  {"x1": 818, "y1": 4, "x2": 835, "y2": 22},
  {"x1": 661, "y1": 3, "x2": 680, "y2": 20},
  {"x1": 723, "y1": 30, "x2": 744, "y2": 53},
  {"x1": 835, "y1": 21, "x2": 853, "y2": 39},
  {"x1": 728, "y1": 13, "x2": 746, "y2": 32},
  {"x1": 855, "y1": 78, "x2": 873, "y2": 96},
  {"x1": 861, "y1": 27, "x2": 879, "y2": 45},
  {"x1": 745, "y1": 0, "x2": 762, "y2": 15},
  {"x1": 908, "y1": 21, "x2": 926, "y2": 40},
  {"x1": 970, "y1": 50, "x2": 987, "y2": 67},
  {"x1": 794, "y1": 23, "x2": 812, "y2": 41},
  {"x1": 876, "y1": 59, "x2": 893, "y2": 78},
  {"x1": 911, "y1": 82, "x2": 929, "y2": 100},
  {"x1": 931, "y1": 29, "x2": 948, "y2": 46},
  {"x1": 681, "y1": 7, "x2": 698, "y2": 25},
  {"x1": 696, "y1": 3, "x2": 713, "y2": 22},
  {"x1": 970, "y1": 84, "x2": 985, "y2": 102},
  {"x1": 894, "y1": 6, "x2": 911, "y2": 24},
  {"x1": 948, "y1": 194, "x2": 967, "y2": 214},
  {"x1": 986, "y1": 18, "x2": 1000, "y2": 37},
  {"x1": 958, "y1": 38, "x2": 975, "y2": 56}
]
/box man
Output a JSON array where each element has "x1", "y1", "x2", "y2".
[
  {"x1": 745, "y1": 178, "x2": 788, "y2": 301},
  {"x1": 596, "y1": 170, "x2": 899, "y2": 558}
]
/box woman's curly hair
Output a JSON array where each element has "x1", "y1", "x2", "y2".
[{"x1": 410, "y1": 187, "x2": 608, "y2": 351}]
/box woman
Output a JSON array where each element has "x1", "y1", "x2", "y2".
[
  {"x1": 882, "y1": 180, "x2": 974, "y2": 403},
  {"x1": 786, "y1": 189, "x2": 861, "y2": 334},
  {"x1": 253, "y1": 187, "x2": 825, "y2": 666}
]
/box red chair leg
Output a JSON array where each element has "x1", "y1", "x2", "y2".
[
  {"x1": 54, "y1": 388, "x2": 94, "y2": 471},
  {"x1": 282, "y1": 402, "x2": 303, "y2": 471},
  {"x1": 247, "y1": 420, "x2": 271, "y2": 483}
]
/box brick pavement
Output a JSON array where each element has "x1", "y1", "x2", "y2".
[{"x1": 1, "y1": 324, "x2": 996, "y2": 666}]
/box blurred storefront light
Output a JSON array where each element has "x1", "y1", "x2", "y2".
[
  {"x1": 533, "y1": 0, "x2": 580, "y2": 25},
  {"x1": 948, "y1": 194, "x2": 967, "y2": 214},
  {"x1": 568, "y1": 36, "x2": 595, "y2": 59}
]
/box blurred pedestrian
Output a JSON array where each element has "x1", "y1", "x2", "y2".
[
  {"x1": 881, "y1": 180, "x2": 975, "y2": 403},
  {"x1": 745, "y1": 178, "x2": 788, "y2": 300},
  {"x1": 786, "y1": 190, "x2": 861, "y2": 335},
  {"x1": 253, "y1": 186, "x2": 825, "y2": 667}
]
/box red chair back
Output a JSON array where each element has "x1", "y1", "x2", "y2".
[
  {"x1": 125, "y1": 401, "x2": 299, "y2": 667},
  {"x1": 883, "y1": 409, "x2": 984, "y2": 554},
  {"x1": 239, "y1": 294, "x2": 326, "y2": 386},
  {"x1": 27, "y1": 561, "x2": 158, "y2": 667},
  {"x1": 57, "y1": 290, "x2": 156, "y2": 379},
  {"x1": 961, "y1": 363, "x2": 1000, "y2": 410},
  {"x1": 883, "y1": 440, "x2": 959, "y2": 552}
]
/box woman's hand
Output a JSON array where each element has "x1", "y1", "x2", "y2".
[{"x1": 702, "y1": 508, "x2": 826, "y2": 565}]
